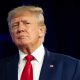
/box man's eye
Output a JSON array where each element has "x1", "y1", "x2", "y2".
[
  {"x1": 26, "y1": 22, "x2": 30, "y2": 24},
  {"x1": 23, "y1": 21, "x2": 30, "y2": 24},
  {"x1": 11, "y1": 24, "x2": 18, "y2": 28}
]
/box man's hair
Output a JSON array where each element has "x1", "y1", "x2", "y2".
[{"x1": 7, "y1": 5, "x2": 46, "y2": 30}]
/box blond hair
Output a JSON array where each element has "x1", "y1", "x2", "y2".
[{"x1": 8, "y1": 6, "x2": 46, "y2": 29}]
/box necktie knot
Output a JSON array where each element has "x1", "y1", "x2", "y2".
[{"x1": 25, "y1": 55, "x2": 34, "y2": 62}]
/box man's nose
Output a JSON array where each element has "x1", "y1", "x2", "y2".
[{"x1": 17, "y1": 22, "x2": 25, "y2": 33}]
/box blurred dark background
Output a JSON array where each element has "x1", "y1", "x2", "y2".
[{"x1": 0, "y1": 0, "x2": 80, "y2": 59}]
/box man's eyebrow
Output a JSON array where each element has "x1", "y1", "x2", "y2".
[
  {"x1": 11, "y1": 22, "x2": 19, "y2": 25},
  {"x1": 21, "y1": 20, "x2": 28, "y2": 22},
  {"x1": 21, "y1": 20, "x2": 30, "y2": 24}
]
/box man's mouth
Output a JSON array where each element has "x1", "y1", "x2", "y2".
[{"x1": 17, "y1": 35, "x2": 28, "y2": 39}]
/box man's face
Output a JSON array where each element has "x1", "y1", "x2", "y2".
[{"x1": 9, "y1": 13, "x2": 44, "y2": 48}]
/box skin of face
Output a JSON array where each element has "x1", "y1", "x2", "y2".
[{"x1": 9, "y1": 12, "x2": 45, "y2": 53}]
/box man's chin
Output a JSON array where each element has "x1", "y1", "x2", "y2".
[{"x1": 17, "y1": 42, "x2": 30, "y2": 47}]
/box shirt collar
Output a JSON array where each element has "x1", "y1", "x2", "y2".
[{"x1": 19, "y1": 44, "x2": 45, "y2": 63}]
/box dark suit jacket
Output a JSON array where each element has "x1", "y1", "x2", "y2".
[{"x1": 0, "y1": 49, "x2": 80, "y2": 80}]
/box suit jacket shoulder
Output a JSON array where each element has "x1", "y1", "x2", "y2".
[
  {"x1": 0, "y1": 54, "x2": 19, "y2": 80},
  {"x1": 44, "y1": 50, "x2": 80, "y2": 80}
]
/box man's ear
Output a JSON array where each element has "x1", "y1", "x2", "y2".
[{"x1": 38, "y1": 26, "x2": 45, "y2": 37}]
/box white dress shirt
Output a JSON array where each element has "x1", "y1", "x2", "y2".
[{"x1": 18, "y1": 44, "x2": 45, "y2": 80}]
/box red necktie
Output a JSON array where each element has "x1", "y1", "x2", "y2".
[{"x1": 20, "y1": 55, "x2": 34, "y2": 80}]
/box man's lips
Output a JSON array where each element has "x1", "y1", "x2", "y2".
[{"x1": 17, "y1": 35, "x2": 29, "y2": 39}]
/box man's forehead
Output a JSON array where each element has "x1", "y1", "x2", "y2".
[
  {"x1": 10, "y1": 15, "x2": 37, "y2": 24},
  {"x1": 10, "y1": 11, "x2": 34, "y2": 20}
]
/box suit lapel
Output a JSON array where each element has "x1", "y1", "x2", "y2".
[
  {"x1": 39, "y1": 50, "x2": 55, "y2": 80},
  {"x1": 6, "y1": 54, "x2": 19, "y2": 80},
  {"x1": 39, "y1": 49, "x2": 63, "y2": 80}
]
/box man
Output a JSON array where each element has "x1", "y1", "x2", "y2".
[{"x1": 0, "y1": 5, "x2": 80, "y2": 80}]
